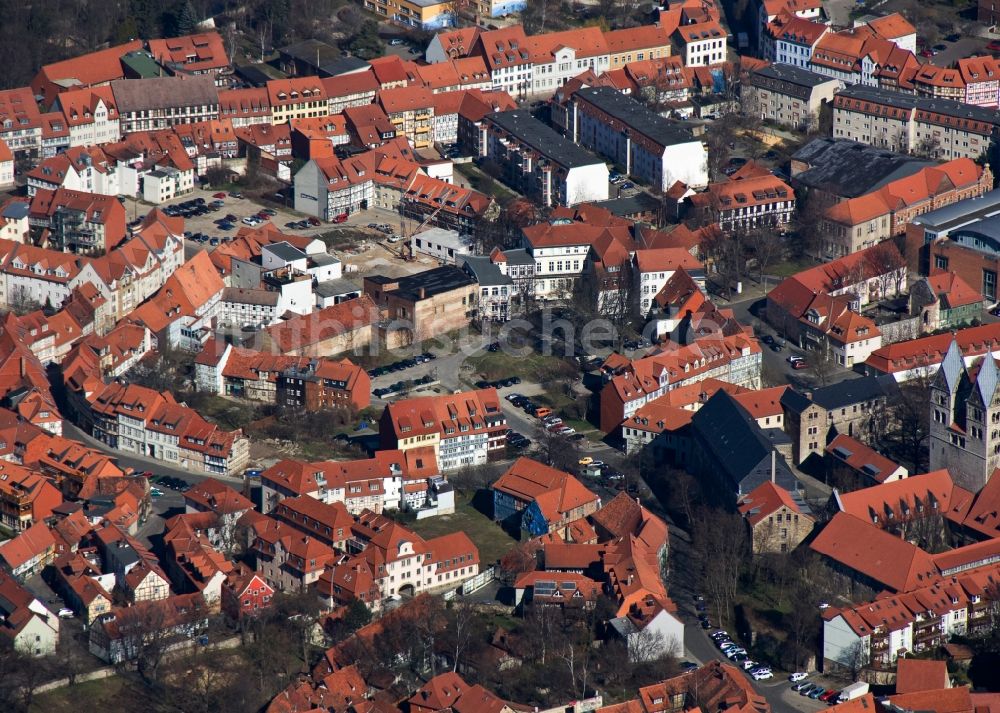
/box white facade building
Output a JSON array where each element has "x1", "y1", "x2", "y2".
[{"x1": 484, "y1": 109, "x2": 609, "y2": 207}]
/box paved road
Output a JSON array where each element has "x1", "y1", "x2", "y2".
[{"x1": 670, "y1": 527, "x2": 842, "y2": 713}]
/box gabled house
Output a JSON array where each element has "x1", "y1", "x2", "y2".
[{"x1": 491, "y1": 457, "x2": 601, "y2": 537}]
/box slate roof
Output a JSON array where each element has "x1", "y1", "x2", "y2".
[
  {"x1": 808, "y1": 374, "x2": 899, "y2": 411},
  {"x1": 792, "y1": 137, "x2": 933, "y2": 199},
  {"x1": 690, "y1": 390, "x2": 799, "y2": 494},
  {"x1": 485, "y1": 110, "x2": 602, "y2": 170}
]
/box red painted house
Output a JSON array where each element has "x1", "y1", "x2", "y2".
[{"x1": 221, "y1": 564, "x2": 274, "y2": 620}]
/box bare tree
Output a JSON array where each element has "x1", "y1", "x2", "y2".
[{"x1": 863, "y1": 241, "x2": 907, "y2": 300}]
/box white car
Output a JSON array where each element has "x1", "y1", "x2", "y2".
[
  {"x1": 752, "y1": 669, "x2": 774, "y2": 681},
  {"x1": 741, "y1": 660, "x2": 758, "y2": 670},
  {"x1": 787, "y1": 355, "x2": 804, "y2": 364},
  {"x1": 789, "y1": 672, "x2": 808, "y2": 682},
  {"x1": 58, "y1": 608, "x2": 74, "y2": 619}
]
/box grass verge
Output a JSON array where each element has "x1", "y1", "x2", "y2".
[{"x1": 401, "y1": 491, "x2": 517, "y2": 565}]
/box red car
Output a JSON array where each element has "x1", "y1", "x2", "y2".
[
  {"x1": 256, "y1": 212, "x2": 271, "y2": 220},
  {"x1": 332, "y1": 213, "x2": 348, "y2": 223},
  {"x1": 820, "y1": 690, "x2": 839, "y2": 702},
  {"x1": 212, "y1": 192, "x2": 227, "y2": 199},
  {"x1": 988, "y1": 40, "x2": 1000, "y2": 52},
  {"x1": 792, "y1": 360, "x2": 808, "y2": 370},
  {"x1": 919, "y1": 49, "x2": 934, "y2": 58}
]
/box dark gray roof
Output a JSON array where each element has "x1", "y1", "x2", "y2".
[
  {"x1": 911, "y1": 189, "x2": 1000, "y2": 233},
  {"x1": 459, "y1": 255, "x2": 513, "y2": 287},
  {"x1": 809, "y1": 374, "x2": 899, "y2": 411},
  {"x1": 751, "y1": 63, "x2": 839, "y2": 90},
  {"x1": 691, "y1": 391, "x2": 799, "y2": 495},
  {"x1": 502, "y1": 248, "x2": 535, "y2": 266},
  {"x1": 592, "y1": 191, "x2": 662, "y2": 217},
  {"x1": 279, "y1": 39, "x2": 370, "y2": 77},
  {"x1": 485, "y1": 110, "x2": 602, "y2": 170},
  {"x1": 234, "y1": 65, "x2": 272, "y2": 87},
  {"x1": 779, "y1": 387, "x2": 812, "y2": 414},
  {"x1": 792, "y1": 138, "x2": 933, "y2": 199},
  {"x1": 371, "y1": 265, "x2": 475, "y2": 301},
  {"x1": 111, "y1": 75, "x2": 219, "y2": 113},
  {"x1": 314, "y1": 277, "x2": 362, "y2": 298},
  {"x1": 837, "y1": 84, "x2": 1000, "y2": 126},
  {"x1": 265, "y1": 241, "x2": 307, "y2": 262},
  {"x1": 575, "y1": 86, "x2": 695, "y2": 147},
  {"x1": 1, "y1": 203, "x2": 29, "y2": 220}
]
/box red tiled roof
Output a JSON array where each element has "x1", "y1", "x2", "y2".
[
  {"x1": 810, "y1": 511, "x2": 938, "y2": 591},
  {"x1": 737, "y1": 481, "x2": 804, "y2": 526}
]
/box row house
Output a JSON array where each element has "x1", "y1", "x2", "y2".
[
  {"x1": 414, "y1": 56, "x2": 492, "y2": 93},
  {"x1": 321, "y1": 71, "x2": 379, "y2": 115},
  {"x1": 289, "y1": 116, "x2": 350, "y2": 159},
  {"x1": 0, "y1": 520, "x2": 57, "y2": 581},
  {"x1": 128, "y1": 251, "x2": 224, "y2": 352},
  {"x1": 86, "y1": 380, "x2": 249, "y2": 477},
  {"x1": 378, "y1": 85, "x2": 435, "y2": 149},
  {"x1": 754, "y1": 0, "x2": 825, "y2": 49},
  {"x1": 456, "y1": 88, "x2": 517, "y2": 157},
  {"x1": 958, "y1": 56, "x2": 1000, "y2": 108},
  {"x1": 317, "y1": 510, "x2": 479, "y2": 610},
  {"x1": 599, "y1": 332, "x2": 763, "y2": 432},
  {"x1": 172, "y1": 119, "x2": 239, "y2": 167},
  {"x1": 194, "y1": 338, "x2": 371, "y2": 412},
  {"x1": 833, "y1": 84, "x2": 1000, "y2": 161},
  {"x1": 563, "y1": 86, "x2": 708, "y2": 191},
  {"x1": 380, "y1": 388, "x2": 507, "y2": 471},
  {"x1": 605, "y1": 23, "x2": 673, "y2": 69},
  {"x1": 26, "y1": 146, "x2": 120, "y2": 198},
  {"x1": 0, "y1": 463, "x2": 61, "y2": 532},
  {"x1": 88, "y1": 211, "x2": 186, "y2": 323},
  {"x1": 40, "y1": 111, "x2": 71, "y2": 158},
  {"x1": 0, "y1": 238, "x2": 98, "y2": 309},
  {"x1": 260, "y1": 448, "x2": 441, "y2": 515},
  {"x1": 147, "y1": 32, "x2": 231, "y2": 81},
  {"x1": 483, "y1": 109, "x2": 609, "y2": 207},
  {"x1": 474, "y1": 26, "x2": 534, "y2": 99},
  {"x1": 343, "y1": 103, "x2": 398, "y2": 149},
  {"x1": 821, "y1": 158, "x2": 990, "y2": 257},
  {"x1": 89, "y1": 593, "x2": 208, "y2": 664},
  {"x1": 673, "y1": 21, "x2": 727, "y2": 67},
  {"x1": 29, "y1": 186, "x2": 128, "y2": 255},
  {"x1": 526, "y1": 27, "x2": 610, "y2": 97},
  {"x1": 824, "y1": 560, "x2": 1000, "y2": 671},
  {"x1": 0, "y1": 88, "x2": 43, "y2": 157},
  {"x1": 217, "y1": 87, "x2": 272, "y2": 128},
  {"x1": 110, "y1": 76, "x2": 220, "y2": 134},
  {"x1": 266, "y1": 77, "x2": 328, "y2": 125},
  {"x1": 293, "y1": 151, "x2": 375, "y2": 221},
  {"x1": 51, "y1": 86, "x2": 122, "y2": 148},
  {"x1": 762, "y1": 12, "x2": 829, "y2": 68},
  {"x1": 688, "y1": 162, "x2": 796, "y2": 233},
  {"x1": 520, "y1": 221, "x2": 622, "y2": 301},
  {"x1": 914, "y1": 65, "x2": 966, "y2": 102},
  {"x1": 743, "y1": 63, "x2": 842, "y2": 132}
]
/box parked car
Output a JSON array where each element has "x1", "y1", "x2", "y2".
[
  {"x1": 229, "y1": 191, "x2": 243, "y2": 199},
  {"x1": 58, "y1": 608, "x2": 75, "y2": 619},
  {"x1": 389, "y1": 38, "x2": 406, "y2": 46},
  {"x1": 792, "y1": 360, "x2": 808, "y2": 370},
  {"x1": 789, "y1": 672, "x2": 808, "y2": 682},
  {"x1": 988, "y1": 40, "x2": 1000, "y2": 52},
  {"x1": 620, "y1": 181, "x2": 634, "y2": 190},
  {"x1": 752, "y1": 669, "x2": 773, "y2": 681}
]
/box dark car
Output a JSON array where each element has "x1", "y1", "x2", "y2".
[
  {"x1": 761, "y1": 334, "x2": 774, "y2": 345},
  {"x1": 933, "y1": 43, "x2": 947, "y2": 51},
  {"x1": 770, "y1": 343, "x2": 783, "y2": 352},
  {"x1": 217, "y1": 222, "x2": 235, "y2": 230},
  {"x1": 945, "y1": 33, "x2": 961, "y2": 42},
  {"x1": 486, "y1": 341, "x2": 500, "y2": 352}
]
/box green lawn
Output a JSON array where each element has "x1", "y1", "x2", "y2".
[
  {"x1": 31, "y1": 676, "x2": 126, "y2": 713},
  {"x1": 466, "y1": 351, "x2": 576, "y2": 383},
  {"x1": 404, "y1": 492, "x2": 517, "y2": 565},
  {"x1": 454, "y1": 163, "x2": 517, "y2": 204}
]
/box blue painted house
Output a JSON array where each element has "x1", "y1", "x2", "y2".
[{"x1": 491, "y1": 457, "x2": 600, "y2": 537}]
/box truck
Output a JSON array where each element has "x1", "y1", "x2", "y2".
[{"x1": 838, "y1": 682, "x2": 870, "y2": 702}]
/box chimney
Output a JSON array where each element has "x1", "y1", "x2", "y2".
[
  {"x1": 418, "y1": 287, "x2": 426, "y2": 299},
  {"x1": 771, "y1": 449, "x2": 776, "y2": 484}
]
